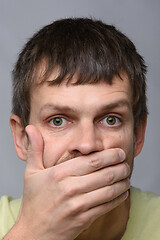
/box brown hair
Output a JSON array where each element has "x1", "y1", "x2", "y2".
[{"x1": 12, "y1": 18, "x2": 147, "y2": 128}]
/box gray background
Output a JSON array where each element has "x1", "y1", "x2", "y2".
[{"x1": 0, "y1": 0, "x2": 160, "y2": 198}]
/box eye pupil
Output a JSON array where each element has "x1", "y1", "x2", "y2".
[
  {"x1": 53, "y1": 117, "x2": 63, "y2": 126},
  {"x1": 106, "y1": 116, "x2": 116, "y2": 125}
]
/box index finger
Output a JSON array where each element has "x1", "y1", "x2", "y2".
[{"x1": 53, "y1": 148, "x2": 125, "y2": 178}]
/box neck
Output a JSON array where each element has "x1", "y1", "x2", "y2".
[{"x1": 76, "y1": 194, "x2": 130, "y2": 240}]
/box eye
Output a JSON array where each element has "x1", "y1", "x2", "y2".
[
  {"x1": 49, "y1": 117, "x2": 68, "y2": 127},
  {"x1": 101, "y1": 116, "x2": 120, "y2": 126}
]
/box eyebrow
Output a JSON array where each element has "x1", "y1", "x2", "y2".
[
  {"x1": 98, "y1": 100, "x2": 131, "y2": 112},
  {"x1": 39, "y1": 99, "x2": 131, "y2": 116},
  {"x1": 39, "y1": 104, "x2": 77, "y2": 115}
]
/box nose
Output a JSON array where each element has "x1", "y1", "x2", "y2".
[{"x1": 68, "y1": 121, "x2": 104, "y2": 155}]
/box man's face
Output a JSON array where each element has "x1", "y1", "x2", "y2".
[{"x1": 29, "y1": 72, "x2": 136, "y2": 171}]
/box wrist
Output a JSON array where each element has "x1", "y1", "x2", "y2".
[{"x1": 3, "y1": 221, "x2": 36, "y2": 240}]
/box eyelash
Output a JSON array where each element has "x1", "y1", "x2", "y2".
[
  {"x1": 48, "y1": 115, "x2": 121, "y2": 129},
  {"x1": 48, "y1": 116, "x2": 70, "y2": 128},
  {"x1": 100, "y1": 115, "x2": 121, "y2": 127}
]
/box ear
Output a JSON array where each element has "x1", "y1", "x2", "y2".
[
  {"x1": 134, "y1": 115, "x2": 147, "y2": 157},
  {"x1": 10, "y1": 114, "x2": 28, "y2": 161}
]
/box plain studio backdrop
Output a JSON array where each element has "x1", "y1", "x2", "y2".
[{"x1": 0, "y1": 0, "x2": 160, "y2": 198}]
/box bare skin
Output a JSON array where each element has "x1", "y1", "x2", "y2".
[
  {"x1": 5, "y1": 73, "x2": 146, "y2": 240},
  {"x1": 6, "y1": 128, "x2": 130, "y2": 240}
]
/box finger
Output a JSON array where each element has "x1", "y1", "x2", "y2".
[
  {"x1": 62, "y1": 162, "x2": 130, "y2": 195},
  {"x1": 66, "y1": 179, "x2": 130, "y2": 215},
  {"x1": 81, "y1": 178, "x2": 130, "y2": 210},
  {"x1": 25, "y1": 125, "x2": 44, "y2": 171},
  {"x1": 52, "y1": 148, "x2": 126, "y2": 179},
  {"x1": 79, "y1": 162, "x2": 130, "y2": 193},
  {"x1": 79, "y1": 191, "x2": 129, "y2": 227}
]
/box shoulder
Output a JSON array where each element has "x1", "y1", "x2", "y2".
[
  {"x1": 130, "y1": 186, "x2": 160, "y2": 209},
  {"x1": 130, "y1": 186, "x2": 160, "y2": 221},
  {"x1": 122, "y1": 187, "x2": 160, "y2": 240},
  {"x1": 0, "y1": 195, "x2": 21, "y2": 238}
]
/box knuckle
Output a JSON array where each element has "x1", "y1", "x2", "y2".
[
  {"x1": 89, "y1": 156, "x2": 101, "y2": 170},
  {"x1": 77, "y1": 215, "x2": 91, "y2": 229},
  {"x1": 105, "y1": 169, "x2": 114, "y2": 184},
  {"x1": 49, "y1": 166, "x2": 69, "y2": 182},
  {"x1": 107, "y1": 186, "x2": 115, "y2": 200},
  {"x1": 48, "y1": 169, "x2": 62, "y2": 182},
  {"x1": 69, "y1": 200, "x2": 84, "y2": 215},
  {"x1": 64, "y1": 184, "x2": 78, "y2": 198}
]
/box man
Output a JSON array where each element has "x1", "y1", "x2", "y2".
[{"x1": 0, "y1": 18, "x2": 160, "y2": 240}]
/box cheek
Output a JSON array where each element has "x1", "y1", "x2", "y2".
[
  {"x1": 42, "y1": 135, "x2": 69, "y2": 168},
  {"x1": 103, "y1": 130, "x2": 134, "y2": 154},
  {"x1": 103, "y1": 132, "x2": 134, "y2": 174}
]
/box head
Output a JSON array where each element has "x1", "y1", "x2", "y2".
[
  {"x1": 12, "y1": 17, "x2": 147, "y2": 129},
  {"x1": 10, "y1": 18, "x2": 148, "y2": 173}
]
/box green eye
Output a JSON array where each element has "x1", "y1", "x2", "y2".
[
  {"x1": 102, "y1": 116, "x2": 120, "y2": 126},
  {"x1": 106, "y1": 116, "x2": 116, "y2": 125},
  {"x1": 50, "y1": 117, "x2": 67, "y2": 127}
]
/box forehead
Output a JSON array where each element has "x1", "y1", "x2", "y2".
[{"x1": 30, "y1": 72, "x2": 132, "y2": 115}]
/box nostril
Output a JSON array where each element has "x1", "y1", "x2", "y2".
[
  {"x1": 71, "y1": 149, "x2": 98, "y2": 156},
  {"x1": 70, "y1": 150, "x2": 84, "y2": 158},
  {"x1": 74, "y1": 149, "x2": 99, "y2": 156},
  {"x1": 89, "y1": 150, "x2": 99, "y2": 155}
]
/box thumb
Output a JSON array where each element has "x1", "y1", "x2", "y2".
[{"x1": 25, "y1": 125, "x2": 44, "y2": 172}]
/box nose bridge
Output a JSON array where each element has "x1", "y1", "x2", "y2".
[{"x1": 69, "y1": 120, "x2": 104, "y2": 155}]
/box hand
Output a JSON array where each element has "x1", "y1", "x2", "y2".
[{"x1": 15, "y1": 125, "x2": 130, "y2": 240}]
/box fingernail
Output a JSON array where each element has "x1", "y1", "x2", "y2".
[
  {"x1": 124, "y1": 190, "x2": 129, "y2": 199},
  {"x1": 118, "y1": 149, "x2": 125, "y2": 161},
  {"x1": 125, "y1": 163, "x2": 130, "y2": 174}
]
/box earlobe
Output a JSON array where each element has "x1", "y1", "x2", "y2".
[
  {"x1": 134, "y1": 115, "x2": 147, "y2": 157},
  {"x1": 10, "y1": 114, "x2": 28, "y2": 161}
]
